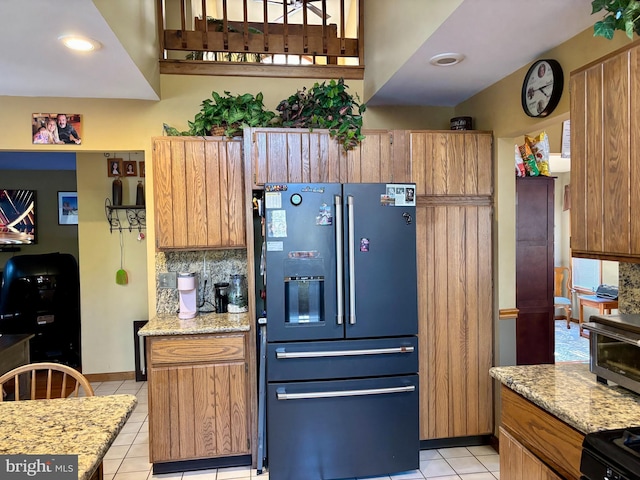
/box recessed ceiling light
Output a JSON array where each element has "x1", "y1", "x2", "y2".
[
  {"x1": 59, "y1": 35, "x2": 102, "y2": 52},
  {"x1": 429, "y1": 53, "x2": 465, "y2": 67}
]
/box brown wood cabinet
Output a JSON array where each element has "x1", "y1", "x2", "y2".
[
  {"x1": 570, "y1": 40, "x2": 640, "y2": 262},
  {"x1": 410, "y1": 131, "x2": 494, "y2": 441},
  {"x1": 152, "y1": 137, "x2": 245, "y2": 249},
  {"x1": 515, "y1": 176, "x2": 555, "y2": 365},
  {"x1": 245, "y1": 128, "x2": 411, "y2": 186},
  {"x1": 500, "y1": 385, "x2": 583, "y2": 479},
  {"x1": 499, "y1": 427, "x2": 563, "y2": 480},
  {"x1": 147, "y1": 333, "x2": 250, "y2": 464}
]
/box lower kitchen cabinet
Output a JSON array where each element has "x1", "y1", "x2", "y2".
[
  {"x1": 499, "y1": 427, "x2": 563, "y2": 480},
  {"x1": 147, "y1": 333, "x2": 250, "y2": 464},
  {"x1": 500, "y1": 385, "x2": 583, "y2": 479}
]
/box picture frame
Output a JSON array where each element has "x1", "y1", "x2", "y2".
[
  {"x1": 32, "y1": 113, "x2": 82, "y2": 145},
  {"x1": 58, "y1": 191, "x2": 78, "y2": 225},
  {"x1": 123, "y1": 160, "x2": 138, "y2": 176},
  {"x1": 139, "y1": 161, "x2": 145, "y2": 178},
  {"x1": 107, "y1": 158, "x2": 123, "y2": 177}
]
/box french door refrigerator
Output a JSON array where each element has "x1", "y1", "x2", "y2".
[{"x1": 263, "y1": 183, "x2": 419, "y2": 480}]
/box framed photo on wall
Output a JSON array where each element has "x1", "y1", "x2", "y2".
[
  {"x1": 139, "y1": 161, "x2": 145, "y2": 178},
  {"x1": 33, "y1": 113, "x2": 82, "y2": 145},
  {"x1": 58, "y1": 191, "x2": 78, "y2": 225},
  {"x1": 123, "y1": 160, "x2": 137, "y2": 176},
  {"x1": 108, "y1": 158, "x2": 123, "y2": 177}
]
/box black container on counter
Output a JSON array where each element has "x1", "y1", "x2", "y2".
[{"x1": 450, "y1": 116, "x2": 473, "y2": 130}]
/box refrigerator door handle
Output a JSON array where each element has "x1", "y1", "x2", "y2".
[
  {"x1": 277, "y1": 385, "x2": 415, "y2": 400},
  {"x1": 275, "y1": 346, "x2": 415, "y2": 359},
  {"x1": 347, "y1": 195, "x2": 356, "y2": 325},
  {"x1": 334, "y1": 194, "x2": 344, "y2": 325}
]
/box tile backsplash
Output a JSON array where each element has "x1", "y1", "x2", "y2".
[{"x1": 156, "y1": 250, "x2": 247, "y2": 314}]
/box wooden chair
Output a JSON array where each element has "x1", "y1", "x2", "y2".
[
  {"x1": 554, "y1": 266, "x2": 574, "y2": 329},
  {"x1": 0, "y1": 362, "x2": 94, "y2": 401}
]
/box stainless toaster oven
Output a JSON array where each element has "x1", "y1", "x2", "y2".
[{"x1": 582, "y1": 314, "x2": 640, "y2": 396}]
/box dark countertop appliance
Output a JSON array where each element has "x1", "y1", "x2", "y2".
[
  {"x1": 262, "y1": 183, "x2": 419, "y2": 480},
  {"x1": 581, "y1": 427, "x2": 640, "y2": 480}
]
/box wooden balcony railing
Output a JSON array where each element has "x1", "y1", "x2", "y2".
[{"x1": 157, "y1": 0, "x2": 363, "y2": 79}]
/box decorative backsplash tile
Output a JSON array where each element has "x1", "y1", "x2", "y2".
[
  {"x1": 618, "y1": 262, "x2": 640, "y2": 314},
  {"x1": 155, "y1": 250, "x2": 247, "y2": 314}
]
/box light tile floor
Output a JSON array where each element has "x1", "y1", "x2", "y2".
[{"x1": 97, "y1": 380, "x2": 499, "y2": 480}]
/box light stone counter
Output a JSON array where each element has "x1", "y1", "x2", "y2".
[
  {"x1": 0, "y1": 394, "x2": 137, "y2": 480},
  {"x1": 138, "y1": 312, "x2": 250, "y2": 336},
  {"x1": 490, "y1": 363, "x2": 640, "y2": 434}
]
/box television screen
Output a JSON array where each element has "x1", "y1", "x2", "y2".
[{"x1": 0, "y1": 189, "x2": 37, "y2": 245}]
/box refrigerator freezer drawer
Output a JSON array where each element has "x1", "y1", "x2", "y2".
[
  {"x1": 267, "y1": 375, "x2": 419, "y2": 480},
  {"x1": 267, "y1": 336, "x2": 418, "y2": 381}
]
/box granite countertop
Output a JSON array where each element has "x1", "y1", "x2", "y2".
[
  {"x1": 138, "y1": 312, "x2": 250, "y2": 336},
  {"x1": 0, "y1": 394, "x2": 137, "y2": 480},
  {"x1": 490, "y1": 363, "x2": 640, "y2": 434}
]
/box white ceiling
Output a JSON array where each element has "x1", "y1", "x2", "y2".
[
  {"x1": 0, "y1": 0, "x2": 158, "y2": 100},
  {"x1": 369, "y1": 0, "x2": 598, "y2": 106},
  {"x1": 0, "y1": 0, "x2": 597, "y2": 105}
]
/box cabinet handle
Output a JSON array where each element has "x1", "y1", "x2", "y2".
[
  {"x1": 275, "y1": 346, "x2": 414, "y2": 359},
  {"x1": 277, "y1": 385, "x2": 415, "y2": 400}
]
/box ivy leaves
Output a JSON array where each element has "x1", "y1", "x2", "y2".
[
  {"x1": 592, "y1": 0, "x2": 640, "y2": 39},
  {"x1": 276, "y1": 79, "x2": 366, "y2": 151}
]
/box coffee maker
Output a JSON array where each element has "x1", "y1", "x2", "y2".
[
  {"x1": 177, "y1": 272, "x2": 197, "y2": 319},
  {"x1": 214, "y1": 282, "x2": 229, "y2": 313}
]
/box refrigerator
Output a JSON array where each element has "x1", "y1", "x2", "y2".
[{"x1": 262, "y1": 183, "x2": 419, "y2": 480}]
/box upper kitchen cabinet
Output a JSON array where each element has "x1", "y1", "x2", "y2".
[
  {"x1": 246, "y1": 128, "x2": 410, "y2": 186},
  {"x1": 408, "y1": 131, "x2": 493, "y2": 196},
  {"x1": 571, "y1": 40, "x2": 640, "y2": 262},
  {"x1": 153, "y1": 137, "x2": 245, "y2": 250}
]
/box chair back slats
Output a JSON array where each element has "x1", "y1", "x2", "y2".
[{"x1": 0, "y1": 363, "x2": 94, "y2": 401}]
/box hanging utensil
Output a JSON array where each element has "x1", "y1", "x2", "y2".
[{"x1": 116, "y1": 229, "x2": 128, "y2": 285}]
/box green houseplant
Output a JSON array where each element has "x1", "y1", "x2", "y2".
[
  {"x1": 592, "y1": 0, "x2": 640, "y2": 39},
  {"x1": 275, "y1": 78, "x2": 366, "y2": 151},
  {"x1": 186, "y1": 91, "x2": 276, "y2": 137}
]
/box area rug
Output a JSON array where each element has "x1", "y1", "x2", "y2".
[{"x1": 554, "y1": 320, "x2": 590, "y2": 363}]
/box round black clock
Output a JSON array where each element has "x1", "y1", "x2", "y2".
[{"x1": 521, "y1": 59, "x2": 564, "y2": 118}]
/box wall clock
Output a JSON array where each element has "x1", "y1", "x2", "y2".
[{"x1": 521, "y1": 59, "x2": 564, "y2": 118}]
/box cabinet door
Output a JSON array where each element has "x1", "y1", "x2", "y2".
[
  {"x1": 571, "y1": 43, "x2": 640, "y2": 260},
  {"x1": 149, "y1": 362, "x2": 249, "y2": 462},
  {"x1": 152, "y1": 137, "x2": 245, "y2": 249},
  {"x1": 417, "y1": 203, "x2": 493, "y2": 440},
  {"x1": 246, "y1": 128, "x2": 405, "y2": 186},
  {"x1": 499, "y1": 427, "x2": 563, "y2": 480},
  {"x1": 515, "y1": 177, "x2": 554, "y2": 365},
  {"x1": 147, "y1": 334, "x2": 250, "y2": 464},
  {"x1": 246, "y1": 128, "x2": 341, "y2": 186},
  {"x1": 409, "y1": 131, "x2": 493, "y2": 196}
]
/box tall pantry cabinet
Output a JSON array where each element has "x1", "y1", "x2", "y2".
[
  {"x1": 408, "y1": 131, "x2": 494, "y2": 441},
  {"x1": 515, "y1": 177, "x2": 554, "y2": 365}
]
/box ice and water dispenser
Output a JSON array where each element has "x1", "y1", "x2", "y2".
[{"x1": 283, "y1": 258, "x2": 325, "y2": 324}]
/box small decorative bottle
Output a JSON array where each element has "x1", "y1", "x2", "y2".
[
  {"x1": 136, "y1": 181, "x2": 145, "y2": 206},
  {"x1": 112, "y1": 176, "x2": 123, "y2": 206}
]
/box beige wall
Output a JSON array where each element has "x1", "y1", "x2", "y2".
[
  {"x1": 0, "y1": 76, "x2": 363, "y2": 374},
  {"x1": 454, "y1": 27, "x2": 631, "y2": 365}
]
